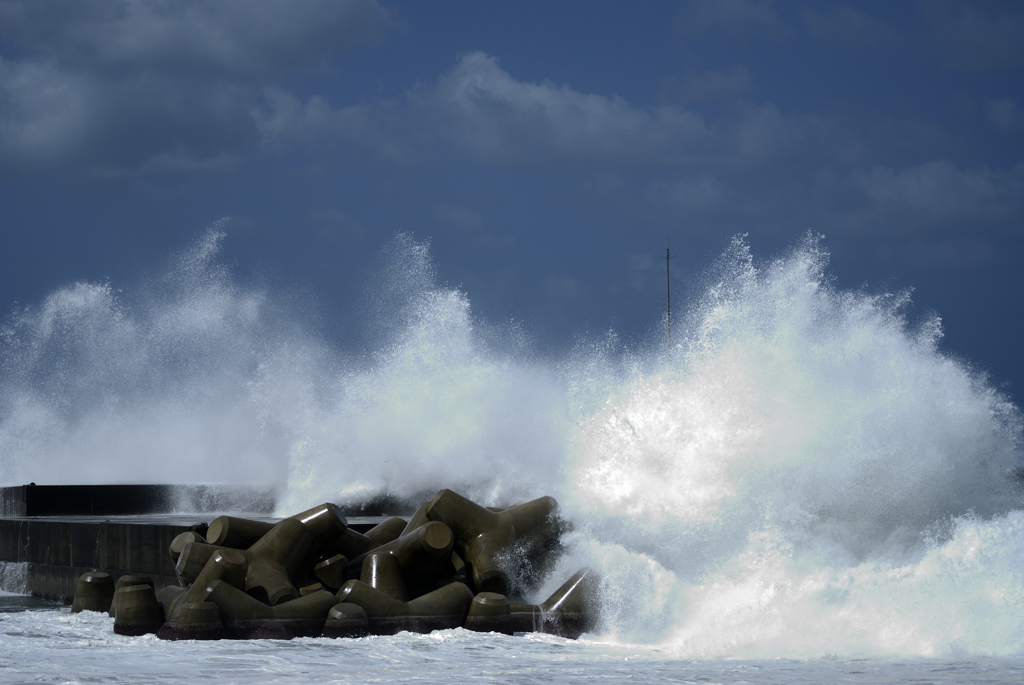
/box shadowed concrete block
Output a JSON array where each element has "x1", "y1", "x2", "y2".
[
  {"x1": 405, "y1": 580, "x2": 474, "y2": 633},
  {"x1": 320, "y1": 512, "x2": 413, "y2": 561},
  {"x1": 323, "y1": 527, "x2": 379, "y2": 560},
  {"x1": 364, "y1": 517, "x2": 407, "y2": 547},
  {"x1": 168, "y1": 531, "x2": 206, "y2": 565},
  {"x1": 290, "y1": 503, "x2": 348, "y2": 547},
  {"x1": 116, "y1": 574, "x2": 155, "y2": 590},
  {"x1": 206, "y1": 517, "x2": 275, "y2": 550},
  {"x1": 109, "y1": 575, "x2": 154, "y2": 617},
  {"x1": 399, "y1": 501, "x2": 430, "y2": 537},
  {"x1": 509, "y1": 602, "x2": 543, "y2": 633},
  {"x1": 322, "y1": 602, "x2": 370, "y2": 638},
  {"x1": 112, "y1": 584, "x2": 164, "y2": 636},
  {"x1": 538, "y1": 568, "x2": 600, "y2": 639},
  {"x1": 425, "y1": 490, "x2": 559, "y2": 595},
  {"x1": 359, "y1": 520, "x2": 454, "y2": 599},
  {"x1": 183, "y1": 548, "x2": 247, "y2": 606},
  {"x1": 71, "y1": 571, "x2": 114, "y2": 613},
  {"x1": 244, "y1": 518, "x2": 311, "y2": 606},
  {"x1": 464, "y1": 592, "x2": 513, "y2": 635},
  {"x1": 21, "y1": 491, "x2": 584, "y2": 642},
  {"x1": 175, "y1": 542, "x2": 224, "y2": 585},
  {"x1": 292, "y1": 503, "x2": 350, "y2": 586},
  {"x1": 381, "y1": 521, "x2": 453, "y2": 571},
  {"x1": 335, "y1": 579, "x2": 473, "y2": 635},
  {"x1": 335, "y1": 579, "x2": 407, "y2": 634},
  {"x1": 430, "y1": 551, "x2": 469, "y2": 592},
  {"x1": 156, "y1": 587, "x2": 226, "y2": 641},
  {"x1": 157, "y1": 585, "x2": 188, "y2": 621},
  {"x1": 173, "y1": 601, "x2": 225, "y2": 641},
  {"x1": 360, "y1": 551, "x2": 408, "y2": 601},
  {"x1": 312, "y1": 554, "x2": 348, "y2": 591},
  {"x1": 197, "y1": 501, "x2": 346, "y2": 557},
  {"x1": 498, "y1": 568, "x2": 600, "y2": 638},
  {"x1": 286, "y1": 503, "x2": 398, "y2": 568},
  {"x1": 337, "y1": 521, "x2": 452, "y2": 588},
  {"x1": 178, "y1": 513, "x2": 329, "y2": 606},
  {"x1": 200, "y1": 579, "x2": 336, "y2": 639},
  {"x1": 181, "y1": 519, "x2": 312, "y2": 606}
]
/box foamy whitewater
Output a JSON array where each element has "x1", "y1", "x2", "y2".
[{"x1": 2, "y1": 229, "x2": 1023, "y2": 682}]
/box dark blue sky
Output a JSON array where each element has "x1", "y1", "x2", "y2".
[{"x1": 2, "y1": 0, "x2": 1023, "y2": 401}]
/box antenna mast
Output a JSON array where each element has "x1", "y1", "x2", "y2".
[{"x1": 665, "y1": 240, "x2": 672, "y2": 353}]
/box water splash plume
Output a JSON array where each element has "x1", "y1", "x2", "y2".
[{"x1": 1, "y1": 228, "x2": 1021, "y2": 658}]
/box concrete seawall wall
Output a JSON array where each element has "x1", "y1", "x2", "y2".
[
  {"x1": 0, "y1": 484, "x2": 278, "y2": 517},
  {"x1": 0, "y1": 518, "x2": 204, "y2": 601},
  {"x1": 0, "y1": 516, "x2": 388, "y2": 603},
  {"x1": 0, "y1": 484, "x2": 400, "y2": 602}
]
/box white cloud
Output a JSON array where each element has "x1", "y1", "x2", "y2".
[
  {"x1": 0, "y1": 0, "x2": 393, "y2": 80},
  {"x1": 252, "y1": 86, "x2": 410, "y2": 162},
  {"x1": 0, "y1": 0, "x2": 393, "y2": 176},
  {"x1": 408, "y1": 52, "x2": 713, "y2": 164},
  {"x1": 252, "y1": 51, "x2": 727, "y2": 166},
  {"x1": 0, "y1": 56, "x2": 261, "y2": 174},
  {"x1": 781, "y1": 161, "x2": 1024, "y2": 266},
  {"x1": 248, "y1": 52, "x2": 968, "y2": 176},
  {"x1": 852, "y1": 161, "x2": 1022, "y2": 220},
  {"x1": 0, "y1": 57, "x2": 91, "y2": 168}
]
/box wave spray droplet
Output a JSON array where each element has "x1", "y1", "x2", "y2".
[
  {"x1": 562, "y1": 235, "x2": 1024, "y2": 655},
  {"x1": 1, "y1": 229, "x2": 1021, "y2": 658}
]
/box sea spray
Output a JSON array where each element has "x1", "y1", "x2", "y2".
[
  {"x1": 262, "y1": 233, "x2": 571, "y2": 512},
  {"x1": 561, "y1": 235, "x2": 1024, "y2": 655},
  {"x1": 1, "y1": 228, "x2": 1022, "y2": 658},
  {"x1": 0, "y1": 229, "x2": 570, "y2": 505},
  {"x1": 0, "y1": 228, "x2": 293, "y2": 486}
]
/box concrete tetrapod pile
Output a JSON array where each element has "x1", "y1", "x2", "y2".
[{"x1": 71, "y1": 490, "x2": 600, "y2": 640}]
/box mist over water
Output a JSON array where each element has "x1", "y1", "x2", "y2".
[{"x1": 1, "y1": 229, "x2": 1022, "y2": 659}]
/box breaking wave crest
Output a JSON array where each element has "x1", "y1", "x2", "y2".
[
  {"x1": 560, "y1": 236, "x2": 1024, "y2": 656},
  {"x1": 1, "y1": 229, "x2": 1021, "y2": 658}
]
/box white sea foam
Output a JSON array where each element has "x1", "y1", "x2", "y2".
[
  {"x1": 1, "y1": 607, "x2": 1022, "y2": 684},
  {"x1": 561, "y1": 236, "x2": 1023, "y2": 656},
  {"x1": 1, "y1": 229, "x2": 1021, "y2": 659}
]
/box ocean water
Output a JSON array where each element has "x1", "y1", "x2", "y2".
[
  {"x1": 1, "y1": 230, "x2": 1023, "y2": 681},
  {"x1": 1, "y1": 599, "x2": 1023, "y2": 684}
]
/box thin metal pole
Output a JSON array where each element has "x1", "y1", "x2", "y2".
[{"x1": 666, "y1": 245, "x2": 671, "y2": 353}]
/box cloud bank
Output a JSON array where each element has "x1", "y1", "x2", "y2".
[{"x1": 0, "y1": 0, "x2": 393, "y2": 175}]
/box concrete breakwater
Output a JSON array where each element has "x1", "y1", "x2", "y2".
[
  {"x1": 80, "y1": 490, "x2": 593, "y2": 639},
  {"x1": 0, "y1": 483, "x2": 278, "y2": 518},
  {"x1": 1, "y1": 484, "x2": 599, "y2": 640},
  {"x1": 0, "y1": 516, "x2": 207, "y2": 601},
  {"x1": 0, "y1": 484, "x2": 392, "y2": 602}
]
